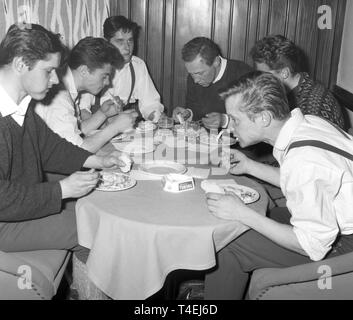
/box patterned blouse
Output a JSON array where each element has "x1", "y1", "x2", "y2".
[{"x1": 287, "y1": 72, "x2": 345, "y2": 129}]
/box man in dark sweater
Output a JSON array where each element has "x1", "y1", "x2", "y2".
[
  {"x1": 0, "y1": 24, "x2": 128, "y2": 256},
  {"x1": 173, "y1": 37, "x2": 253, "y2": 129}
]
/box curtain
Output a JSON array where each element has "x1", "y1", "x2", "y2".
[{"x1": 0, "y1": 0, "x2": 111, "y2": 47}]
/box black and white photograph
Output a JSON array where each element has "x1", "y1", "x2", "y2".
[{"x1": 0, "y1": 0, "x2": 352, "y2": 311}]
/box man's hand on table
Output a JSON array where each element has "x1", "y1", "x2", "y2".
[
  {"x1": 83, "y1": 151, "x2": 132, "y2": 172},
  {"x1": 172, "y1": 107, "x2": 193, "y2": 123},
  {"x1": 101, "y1": 96, "x2": 124, "y2": 118},
  {"x1": 202, "y1": 112, "x2": 228, "y2": 129},
  {"x1": 221, "y1": 149, "x2": 252, "y2": 176},
  {"x1": 206, "y1": 191, "x2": 249, "y2": 221},
  {"x1": 60, "y1": 169, "x2": 99, "y2": 199},
  {"x1": 108, "y1": 110, "x2": 138, "y2": 132}
]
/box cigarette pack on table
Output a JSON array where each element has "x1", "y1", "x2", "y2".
[{"x1": 162, "y1": 174, "x2": 195, "y2": 193}]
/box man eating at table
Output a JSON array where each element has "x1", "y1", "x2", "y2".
[
  {"x1": 173, "y1": 37, "x2": 252, "y2": 129},
  {"x1": 35, "y1": 36, "x2": 138, "y2": 153},
  {"x1": 204, "y1": 71, "x2": 353, "y2": 299},
  {"x1": 0, "y1": 22, "x2": 129, "y2": 292},
  {"x1": 250, "y1": 35, "x2": 345, "y2": 129}
]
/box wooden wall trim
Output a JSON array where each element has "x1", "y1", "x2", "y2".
[{"x1": 109, "y1": 0, "x2": 347, "y2": 111}]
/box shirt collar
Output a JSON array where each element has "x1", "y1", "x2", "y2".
[
  {"x1": 213, "y1": 56, "x2": 227, "y2": 84},
  {"x1": 63, "y1": 67, "x2": 79, "y2": 101},
  {"x1": 0, "y1": 84, "x2": 31, "y2": 126},
  {"x1": 273, "y1": 108, "x2": 305, "y2": 161}
]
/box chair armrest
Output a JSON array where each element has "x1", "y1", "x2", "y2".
[
  {"x1": 249, "y1": 251, "x2": 353, "y2": 299},
  {"x1": 0, "y1": 251, "x2": 54, "y2": 299}
]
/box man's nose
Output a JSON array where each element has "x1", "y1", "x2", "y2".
[{"x1": 50, "y1": 70, "x2": 59, "y2": 85}]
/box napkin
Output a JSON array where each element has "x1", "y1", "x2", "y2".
[
  {"x1": 210, "y1": 167, "x2": 229, "y2": 176},
  {"x1": 185, "y1": 167, "x2": 210, "y2": 179},
  {"x1": 200, "y1": 179, "x2": 238, "y2": 194}
]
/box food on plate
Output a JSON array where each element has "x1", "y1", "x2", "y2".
[
  {"x1": 223, "y1": 185, "x2": 258, "y2": 203},
  {"x1": 137, "y1": 120, "x2": 155, "y2": 132},
  {"x1": 174, "y1": 124, "x2": 200, "y2": 139},
  {"x1": 98, "y1": 172, "x2": 133, "y2": 189}
]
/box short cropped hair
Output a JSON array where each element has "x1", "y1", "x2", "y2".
[
  {"x1": 103, "y1": 15, "x2": 140, "y2": 41},
  {"x1": 0, "y1": 23, "x2": 66, "y2": 70},
  {"x1": 220, "y1": 71, "x2": 290, "y2": 121},
  {"x1": 250, "y1": 35, "x2": 301, "y2": 74},
  {"x1": 68, "y1": 37, "x2": 124, "y2": 71},
  {"x1": 182, "y1": 37, "x2": 220, "y2": 66}
]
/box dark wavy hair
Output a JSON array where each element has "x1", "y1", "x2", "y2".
[
  {"x1": 220, "y1": 71, "x2": 290, "y2": 121},
  {"x1": 250, "y1": 35, "x2": 302, "y2": 74},
  {"x1": 182, "y1": 37, "x2": 221, "y2": 66},
  {"x1": 0, "y1": 23, "x2": 66, "y2": 70},
  {"x1": 68, "y1": 37, "x2": 124, "y2": 71},
  {"x1": 103, "y1": 15, "x2": 140, "y2": 41}
]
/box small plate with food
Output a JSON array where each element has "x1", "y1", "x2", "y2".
[
  {"x1": 135, "y1": 120, "x2": 157, "y2": 133},
  {"x1": 96, "y1": 172, "x2": 136, "y2": 192},
  {"x1": 201, "y1": 181, "x2": 260, "y2": 204}
]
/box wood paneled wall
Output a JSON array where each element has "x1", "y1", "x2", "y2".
[{"x1": 110, "y1": 0, "x2": 346, "y2": 115}]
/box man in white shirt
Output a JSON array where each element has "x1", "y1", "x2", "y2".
[
  {"x1": 80, "y1": 15, "x2": 164, "y2": 123},
  {"x1": 0, "y1": 22, "x2": 128, "y2": 261},
  {"x1": 204, "y1": 71, "x2": 353, "y2": 299},
  {"x1": 36, "y1": 37, "x2": 137, "y2": 153}
]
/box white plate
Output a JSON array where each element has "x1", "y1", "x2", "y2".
[
  {"x1": 222, "y1": 184, "x2": 260, "y2": 204},
  {"x1": 201, "y1": 182, "x2": 260, "y2": 204},
  {"x1": 112, "y1": 140, "x2": 156, "y2": 154},
  {"x1": 96, "y1": 173, "x2": 136, "y2": 192},
  {"x1": 200, "y1": 135, "x2": 238, "y2": 146},
  {"x1": 138, "y1": 160, "x2": 187, "y2": 177}
]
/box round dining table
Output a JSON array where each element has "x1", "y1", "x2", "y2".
[{"x1": 75, "y1": 163, "x2": 269, "y2": 300}]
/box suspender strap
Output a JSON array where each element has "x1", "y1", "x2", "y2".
[
  {"x1": 126, "y1": 62, "x2": 135, "y2": 105},
  {"x1": 287, "y1": 140, "x2": 353, "y2": 162}
]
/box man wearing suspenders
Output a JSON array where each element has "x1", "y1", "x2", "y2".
[
  {"x1": 204, "y1": 71, "x2": 353, "y2": 299},
  {"x1": 82, "y1": 15, "x2": 164, "y2": 124}
]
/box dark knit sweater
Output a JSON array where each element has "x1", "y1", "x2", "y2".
[
  {"x1": 0, "y1": 103, "x2": 92, "y2": 222},
  {"x1": 185, "y1": 59, "x2": 253, "y2": 120},
  {"x1": 287, "y1": 72, "x2": 345, "y2": 129}
]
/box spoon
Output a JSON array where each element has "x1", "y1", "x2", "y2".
[{"x1": 216, "y1": 130, "x2": 224, "y2": 142}]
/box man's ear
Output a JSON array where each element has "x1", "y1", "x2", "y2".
[
  {"x1": 12, "y1": 57, "x2": 28, "y2": 74},
  {"x1": 258, "y1": 111, "x2": 272, "y2": 127},
  {"x1": 212, "y1": 56, "x2": 221, "y2": 68},
  {"x1": 77, "y1": 65, "x2": 90, "y2": 77},
  {"x1": 279, "y1": 67, "x2": 291, "y2": 80}
]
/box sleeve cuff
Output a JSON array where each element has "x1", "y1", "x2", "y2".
[
  {"x1": 221, "y1": 114, "x2": 230, "y2": 129},
  {"x1": 293, "y1": 227, "x2": 329, "y2": 261}
]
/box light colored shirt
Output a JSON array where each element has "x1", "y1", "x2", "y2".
[
  {"x1": 0, "y1": 85, "x2": 31, "y2": 126},
  {"x1": 80, "y1": 56, "x2": 164, "y2": 122},
  {"x1": 274, "y1": 108, "x2": 353, "y2": 261},
  {"x1": 213, "y1": 56, "x2": 227, "y2": 84},
  {"x1": 35, "y1": 68, "x2": 84, "y2": 146}
]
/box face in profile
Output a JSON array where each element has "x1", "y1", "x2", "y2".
[
  {"x1": 83, "y1": 63, "x2": 112, "y2": 96},
  {"x1": 109, "y1": 30, "x2": 134, "y2": 64},
  {"x1": 184, "y1": 55, "x2": 220, "y2": 87},
  {"x1": 255, "y1": 62, "x2": 285, "y2": 82},
  {"x1": 21, "y1": 53, "x2": 61, "y2": 101},
  {"x1": 225, "y1": 94, "x2": 263, "y2": 148}
]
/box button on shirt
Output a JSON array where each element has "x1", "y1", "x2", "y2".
[
  {"x1": 80, "y1": 56, "x2": 164, "y2": 122},
  {"x1": 273, "y1": 108, "x2": 353, "y2": 261},
  {"x1": 35, "y1": 68, "x2": 86, "y2": 146},
  {"x1": 0, "y1": 85, "x2": 31, "y2": 126}
]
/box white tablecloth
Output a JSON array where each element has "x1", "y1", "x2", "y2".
[{"x1": 75, "y1": 175, "x2": 269, "y2": 300}]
